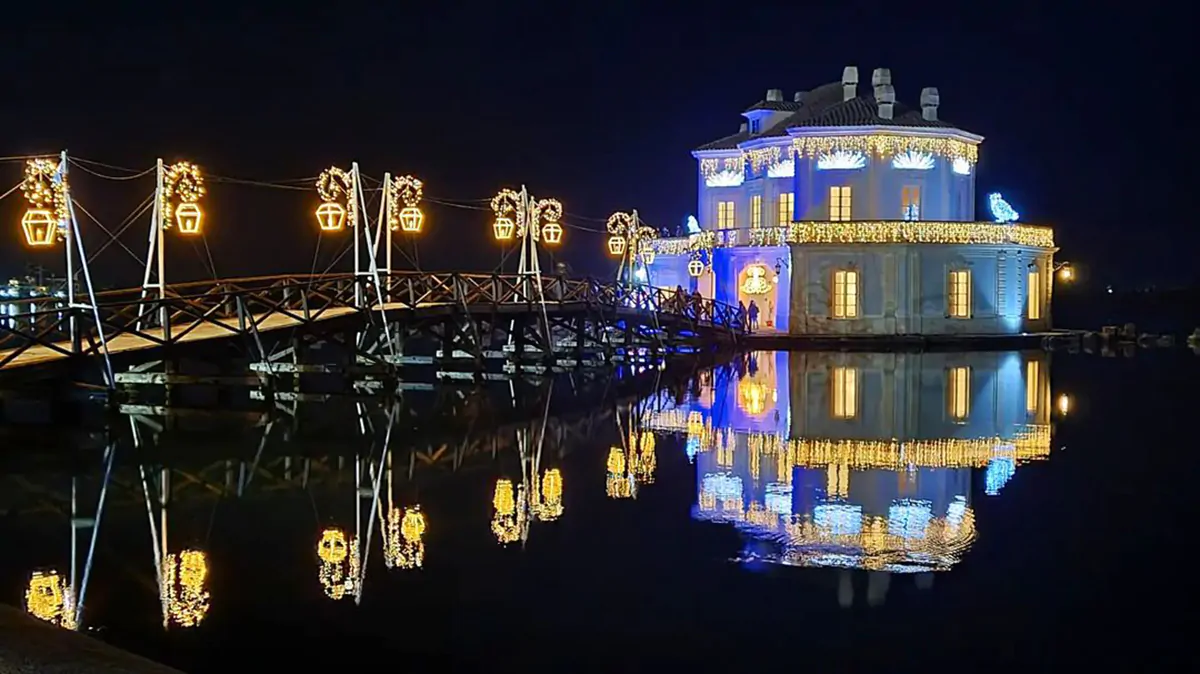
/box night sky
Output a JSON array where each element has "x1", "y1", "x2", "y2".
[{"x1": 1, "y1": 1, "x2": 1186, "y2": 289}]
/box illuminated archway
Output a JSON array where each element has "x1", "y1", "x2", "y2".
[{"x1": 738, "y1": 262, "x2": 779, "y2": 329}]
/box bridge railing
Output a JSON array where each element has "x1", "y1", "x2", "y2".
[{"x1": 1, "y1": 272, "x2": 743, "y2": 368}]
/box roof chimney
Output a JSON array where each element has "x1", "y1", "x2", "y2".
[
  {"x1": 871, "y1": 68, "x2": 892, "y2": 99},
  {"x1": 739, "y1": 122, "x2": 748, "y2": 133},
  {"x1": 877, "y1": 85, "x2": 895, "y2": 120},
  {"x1": 794, "y1": 91, "x2": 804, "y2": 103},
  {"x1": 766, "y1": 88, "x2": 783, "y2": 102},
  {"x1": 841, "y1": 66, "x2": 858, "y2": 102},
  {"x1": 920, "y1": 87, "x2": 940, "y2": 121}
]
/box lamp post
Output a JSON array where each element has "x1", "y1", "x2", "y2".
[
  {"x1": 375, "y1": 174, "x2": 425, "y2": 282},
  {"x1": 139, "y1": 159, "x2": 207, "y2": 339},
  {"x1": 605, "y1": 210, "x2": 654, "y2": 285},
  {"x1": 491, "y1": 185, "x2": 563, "y2": 277}
]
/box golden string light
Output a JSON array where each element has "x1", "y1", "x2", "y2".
[
  {"x1": 24, "y1": 570, "x2": 77, "y2": 630},
  {"x1": 532, "y1": 469, "x2": 564, "y2": 521},
  {"x1": 20, "y1": 158, "x2": 68, "y2": 247},
  {"x1": 161, "y1": 549, "x2": 211, "y2": 628},
  {"x1": 605, "y1": 446, "x2": 635, "y2": 499},
  {"x1": 317, "y1": 527, "x2": 360, "y2": 600},
  {"x1": 605, "y1": 211, "x2": 632, "y2": 256},
  {"x1": 532, "y1": 198, "x2": 564, "y2": 244},
  {"x1": 384, "y1": 506, "x2": 427, "y2": 569},
  {"x1": 605, "y1": 210, "x2": 656, "y2": 264},
  {"x1": 792, "y1": 134, "x2": 978, "y2": 164},
  {"x1": 389, "y1": 174, "x2": 425, "y2": 233},
  {"x1": 315, "y1": 166, "x2": 354, "y2": 232},
  {"x1": 649, "y1": 221, "x2": 1055, "y2": 254},
  {"x1": 162, "y1": 161, "x2": 206, "y2": 235},
  {"x1": 631, "y1": 432, "x2": 656, "y2": 484},
  {"x1": 491, "y1": 478, "x2": 524, "y2": 544},
  {"x1": 491, "y1": 188, "x2": 520, "y2": 241}
]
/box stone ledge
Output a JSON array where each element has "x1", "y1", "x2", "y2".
[{"x1": 0, "y1": 605, "x2": 182, "y2": 674}]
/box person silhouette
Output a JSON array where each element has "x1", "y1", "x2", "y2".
[{"x1": 748, "y1": 299, "x2": 760, "y2": 331}]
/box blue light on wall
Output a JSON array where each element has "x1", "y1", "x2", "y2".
[{"x1": 988, "y1": 193, "x2": 1019, "y2": 223}]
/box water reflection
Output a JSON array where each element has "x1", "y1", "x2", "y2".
[{"x1": 645, "y1": 350, "x2": 1054, "y2": 572}]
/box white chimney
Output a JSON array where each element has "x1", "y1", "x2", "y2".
[
  {"x1": 871, "y1": 68, "x2": 892, "y2": 98},
  {"x1": 794, "y1": 91, "x2": 804, "y2": 103},
  {"x1": 841, "y1": 66, "x2": 858, "y2": 101},
  {"x1": 920, "y1": 87, "x2": 940, "y2": 121},
  {"x1": 739, "y1": 122, "x2": 748, "y2": 133},
  {"x1": 877, "y1": 85, "x2": 895, "y2": 120},
  {"x1": 766, "y1": 88, "x2": 783, "y2": 102}
]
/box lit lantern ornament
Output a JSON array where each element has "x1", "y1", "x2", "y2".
[
  {"x1": 493, "y1": 216, "x2": 516, "y2": 241},
  {"x1": 316, "y1": 167, "x2": 354, "y2": 232},
  {"x1": 389, "y1": 175, "x2": 425, "y2": 233},
  {"x1": 19, "y1": 158, "x2": 68, "y2": 248},
  {"x1": 316, "y1": 527, "x2": 359, "y2": 600},
  {"x1": 541, "y1": 221, "x2": 563, "y2": 244},
  {"x1": 21, "y1": 209, "x2": 58, "y2": 247},
  {"x1": 639, "y1": 244, "x2": 655, "y2": 266},
  {"x1": 315, "y1": 201, "x2": 347, "y2": 232},
  {"x1": 162, "y1": 162, "x2": 206, "y2": 235},
  {"x1": 174, "y1": 202, "x2": 203, "y2": 235},
  {"x1": 25, "y1": 570, "x2": 76, "y2": 629},
  {"x1": 607, "y1": 234, "x2": 627, "y2": 256},
  {"x1": 491, "y1": 188, "x2": 521, "y2": 242},
  {"x1": 161, "y1": 549, "x2": 211, "y2": 628},
  {"x1": 688, "y1": 258, "x2": 704, "y2": 277}
]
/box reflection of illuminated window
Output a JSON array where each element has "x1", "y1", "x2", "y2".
[
  {"x1": 826, "y1": 463, "x2": 849, "y2": 498},
  {"x1": 947, "y1": 366, "x2": 971, "y2": 420},
  {"x1": 814, "y1": 504, "x2": 863, "y2": 535},
  {"x1": 947, "y1": 269, "x2": 971, "y2": 318},
  {"x1": 831, "y1": 367, "x2": 858, "y2": 419},
  {"x1": 832, "y1": 269, "x2": 859, "y2": 318},
  {"x1": 887, "y1": 500, "x2": 933, "y2": 539},
  {"x1": 1025, "y1": 360, "x2": 1040, "y2": 413},
  {"x1": 717, "y1": 201, "x2": 735, "y2": 230},
  {"x1": 750, "y1": 194, "x2": 762, "y2": 228},
  {"x1": 1028, "y1": 271, "x2": 1042, "y2": 320}
]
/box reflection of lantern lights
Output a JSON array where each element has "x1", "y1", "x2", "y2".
[
  {"x1": 688, "y1": 258, "x2": 704, "y2": 277},
  {"x1": 386, "y1": 507, "x2": 427, "y2": 569},
  {"x1": 315, "y1": 202, "x2": 347, "y2": 232},
  {"x1": 21, "y1": 209, "x2": 59, "y2": 247},
  {"x1": 174, "y1": 203, "x2": 203, "y2": 235},
  {"x1": 25, "y1": 570, "x2": 76, "y2": 630},
  {"x1": 317, "y1": 527, "x2": 359, "y2": 600},
  {"x1": 491, "y1": 478, "x2": 523, "y2": 544},
  {"x1": 605, "y1": 447, "x2": 635, "y2": 499},
  {"x1": 162, "y1": 549, "x2": 211, "y2": 628},
  {"x1": 541, "y1": 221, "x2": 563, "y2": 244},
  {"x1": 633, "y1": 432, "x2": 657, "y2": 484},
  {"x1": 607, "y1": 234, "x2": 627, "y2": 256},
  {"x1": 398, "y1": 206, "x2": 424, "y2": 233},
  {"x1": 534, "y1": 469, "x2": 564, "y2": 521},
  {"x1": 738, "y1": 380, "x2": 769, "y2": 416},
  {"x1": 493, "y1": 216, "x2": 515, "y2": 241}
]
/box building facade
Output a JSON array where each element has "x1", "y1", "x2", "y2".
[{"x1": 645, "y1": 66, "x2": 1057, "y2": 336}]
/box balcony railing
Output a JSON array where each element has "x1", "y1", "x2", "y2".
[{"x1": 650, "y1": 221, "x2": 1055, "y2": 254}]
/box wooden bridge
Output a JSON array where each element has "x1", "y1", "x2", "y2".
[{"x1": 0, "y1": 271, "x2": 744, "y2": 388}]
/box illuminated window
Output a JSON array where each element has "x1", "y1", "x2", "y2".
[
  {"x1": 831, "y1": 367, "x2": 858, "y2": 419},
  {"x1": 750, "y1": 195, "x2": 762, "y2": 228},
  {"x1": 829, "y1": 186, "x2": 852, "y2": 221},
  {"x1": 1028, "y1": 271, "x2": 1043, "y2": 319},
  {"x1": 1025, "y1": 360, "x2": 1040, "y2": 413},
  {"x1": 717, "y1": 201, "x2": 735, "y2": 230},
  {"x1": 947, "y1": 366, "x2": 971, "y2": 420},
  {"x1": 832, "y1": 269, "x2": 859, "y2": 319},
  {"x1": 901, "y1": 186, "x2": 921, "y2": 221},
  {"x1": 778, "y1": 192, "x2": 794, "y2": 225},
  {"x1": 947, "y1": 269, "x2": 971, "y2": 318}
]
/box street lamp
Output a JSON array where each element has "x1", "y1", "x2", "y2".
[
  {"x1": 490, "y1": 186, "x2": 562, "y2": 276},
  {"x1": 138, "y1": 159, "x2": 208, "y2": 339},
  {"x1": 315, "y1": 167, "x2": 355, "y2": 233},
  {"x1": 1054, "y1": 261, "x2": 1074, "y2": 282}
]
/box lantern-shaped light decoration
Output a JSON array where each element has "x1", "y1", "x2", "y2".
[
  {"x1": 605, "y1": 446, "x2": 635, "y2": 499},
  {"x1": 534, "y1": 198, "x2": 564, "y2": 245},
  {"x1": 491, "y1": 189, "x2": 521, "y2": 242},
  {"x1": 25, "y1": 570, "x2": 76, "y2": 629},
  {"x1": 688, "y1": 258, "x2": 705, "y2": 277},
  {"x1": 639, "y1": 243, "x2": 656, "y2": 266},
  {"x1": 491, "y1": 478, "x2": 524, "y2": 544},
  {"x1": 533, "y1": 468, "x2": 564, "y2": 521},
  {"x1": 317, "y1": 527, "x2": 359, "y2": 600},
  {"x1": 315, "y1": 167, "x2": 353, "y2": 232},
  {"x1": 390, "y1": 175, "x2": 425, "y2": 233},
  {"x1": 163, "y1": 162, "x2": 206, "y2": 235},
  {"x1": 19, "y1": 159, "x2": 68, "y2": 248},
  {"x1": 606, "y1": 211, "x2": 635, "y2": 257},
  {"x1": 385, "y1": 506, "x2": 427, "y2": 569},
  {"x1": 161, "y1": 549, "x2": 211, "y2": 628}
]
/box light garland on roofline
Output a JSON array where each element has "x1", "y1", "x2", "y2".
[
  {"x1": 698, "y1": 156, "x2": 744, "y2": 178},
  {"x1": 793, "y1": 135, "x2": 978, "y2": 164},
  {"x1": 649, "y1": 221, "x2": 1054, "y2": 254}
]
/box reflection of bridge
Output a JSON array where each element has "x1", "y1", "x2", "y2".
[{"x1": 0, "y1": 272, "x2": 743, "y2": 386}]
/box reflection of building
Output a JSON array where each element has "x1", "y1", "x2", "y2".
[
  {"x1": 645, "y1": 66, "x2": 1057, "y2": 336},
  {"x1": 645, "y1": 350, "x2": 1052, "y2": 572}
]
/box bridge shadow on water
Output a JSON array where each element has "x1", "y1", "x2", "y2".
[{"x1": 0, "y1": 347, "x2": 1196, "y2": 669}]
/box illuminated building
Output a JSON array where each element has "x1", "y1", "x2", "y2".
[
  {"x1": 645, "y1": 350, "x2": 1053, "y2": 572},
  {"x1": 646, "y1": 66, "x2": 1057, "y2": 335}
]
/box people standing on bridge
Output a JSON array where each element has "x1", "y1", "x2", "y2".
[
  {"x1": 748, "y1": 300, "x2": 760, "y2": 332},
  {"x1": 673, "y1": 285, "x2": 686, "y2": 314},
  {"x1": 690, "y1": 289, "x2": 703, "y2": 320},
  {"x1": 738, "y1": 300, "x2": 748, "y2": 331}
]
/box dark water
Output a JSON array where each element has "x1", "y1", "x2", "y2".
[{"x1": 2, "y1": 349, "x2": 1197, "y2": 670}]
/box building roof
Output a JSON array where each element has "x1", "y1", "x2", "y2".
[{"x1": 696, "y1": 80, "x2": 964, "y2": 152}]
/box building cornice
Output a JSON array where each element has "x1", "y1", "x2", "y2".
[{"x1": 786, "y1": 124, "x2": 984, "y2": 145}]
